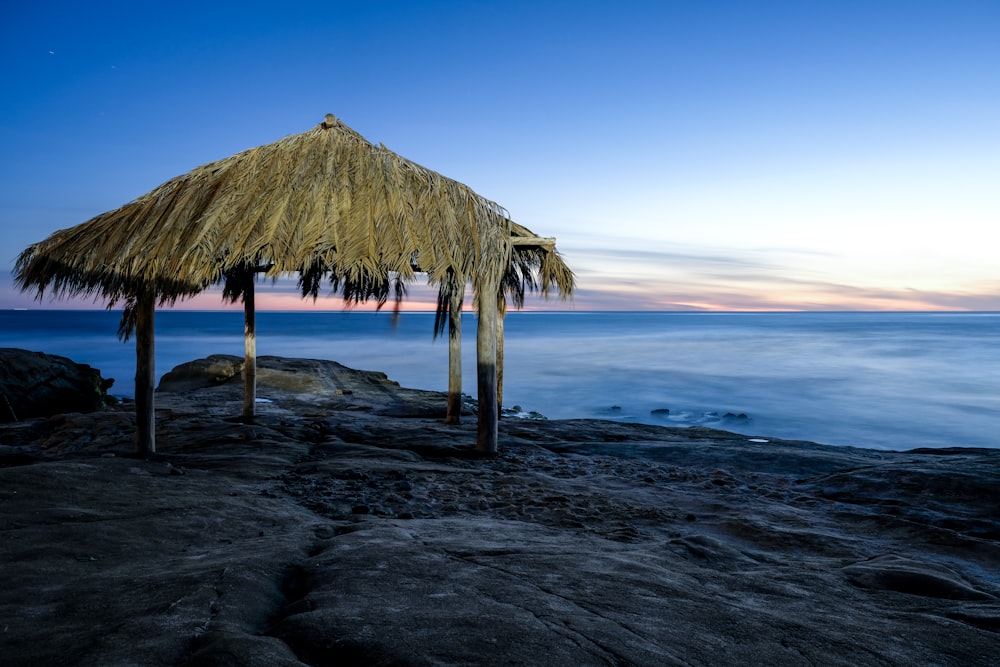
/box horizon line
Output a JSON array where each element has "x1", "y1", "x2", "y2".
[{"x1": 4, "y1": 307, "x2": 999, "y2": 315}]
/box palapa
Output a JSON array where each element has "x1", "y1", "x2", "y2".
[{"x1": 15, "y1": 114, "x2": 574, "y2": 454}]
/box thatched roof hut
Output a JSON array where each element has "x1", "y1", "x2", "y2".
[{"x1": 15, "y1": 114, "x2": 573, "y2": 454}]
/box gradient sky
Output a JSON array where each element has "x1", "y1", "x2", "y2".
[{"x1": 2, "y1": 1, "x2": 998, "y2": 311}]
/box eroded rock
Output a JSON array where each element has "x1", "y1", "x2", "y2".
[
  {"x1": 844, "y1": 554, "x2": 994, "y2": 600},
  {"x1": 0, "y1": 348, "x2": 115, "y2": 422},
  {"x1": 1, "y1": 355, "x2": 999, "y2": 666}
]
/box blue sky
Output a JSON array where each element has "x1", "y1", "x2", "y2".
[{"x1": 2, "y1": 1, "x2": 998, "y2": 311}]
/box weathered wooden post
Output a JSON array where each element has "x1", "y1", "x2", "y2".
[
  {"x1": 475, "y1": 275, "x2": 500, "y2": 454},
  {"x1": 134, "y1": 291, "x2": 156, "y2": 455},
  {"x1": 242, "y1": 269, "x2": 257, "y2": 420},
  {"x1": 496, "y1": 298, "x2": 505, "y2": 418},
  {"x1": 446, "y1": 281, "x2": 464, "y2": 424}
]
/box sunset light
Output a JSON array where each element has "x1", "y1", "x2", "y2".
[{"x1": 2, "y1": 2, "x2": 997, "y2": 312}]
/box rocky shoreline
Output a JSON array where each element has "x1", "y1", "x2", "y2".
[{"x1": 1, "y1": 354, "x2": 998, "y2": 666}]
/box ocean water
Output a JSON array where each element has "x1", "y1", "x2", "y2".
[{"x1": 1, "y1": 310, "x2": 997, "y2": 451}]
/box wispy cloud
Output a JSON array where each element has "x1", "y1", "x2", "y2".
[
  {"x1": 4, "y1": 242, "x2": 996, "y2": 312},
  {"x1": 553, "y1": 243, "x2": 1000, "y2": 311}
]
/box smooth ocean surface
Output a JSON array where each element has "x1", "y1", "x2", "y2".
[{"x1": 1, "y1": 310, "x2": 997, "y2": 450}]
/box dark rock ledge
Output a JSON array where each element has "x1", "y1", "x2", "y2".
[
  {"x1": 0, "y1": 348, "x2": 116, "y2": 423},
  {"x1": 0, "y1": 354, "x2": 998, "y2": 666}
]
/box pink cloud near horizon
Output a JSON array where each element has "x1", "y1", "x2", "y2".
[{"x1": 3, "y1": 245, "x2": 997, "y2": 313}]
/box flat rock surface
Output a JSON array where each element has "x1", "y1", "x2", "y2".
[{"x1": 1, "y1": 356, "x2": 998, "y2": 666}]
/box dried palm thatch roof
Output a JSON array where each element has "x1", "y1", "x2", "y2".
[{"x1": 15, "y1": 114, "x2": 574, "y2": 314}]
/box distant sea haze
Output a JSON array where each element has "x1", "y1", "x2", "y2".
[{"x1": 2, "y1": 310, "x2": 997, "y2": 451}]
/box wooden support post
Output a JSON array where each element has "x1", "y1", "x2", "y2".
[
  {"x1": 496, "y1": 305, "x2": 505, "y2": 419},
  {"x1": 476, "y1": 277, "x2": 500, "y2": 454},
  {"x1": 134, "y1": 293, "x2": 156, "y2": 455},
  {"x1": 242, "y1": 271, "x2": 257, "y2": 420},
  {"x1": 445, "y1": 284, "x2": 464, "y2": 424}
]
